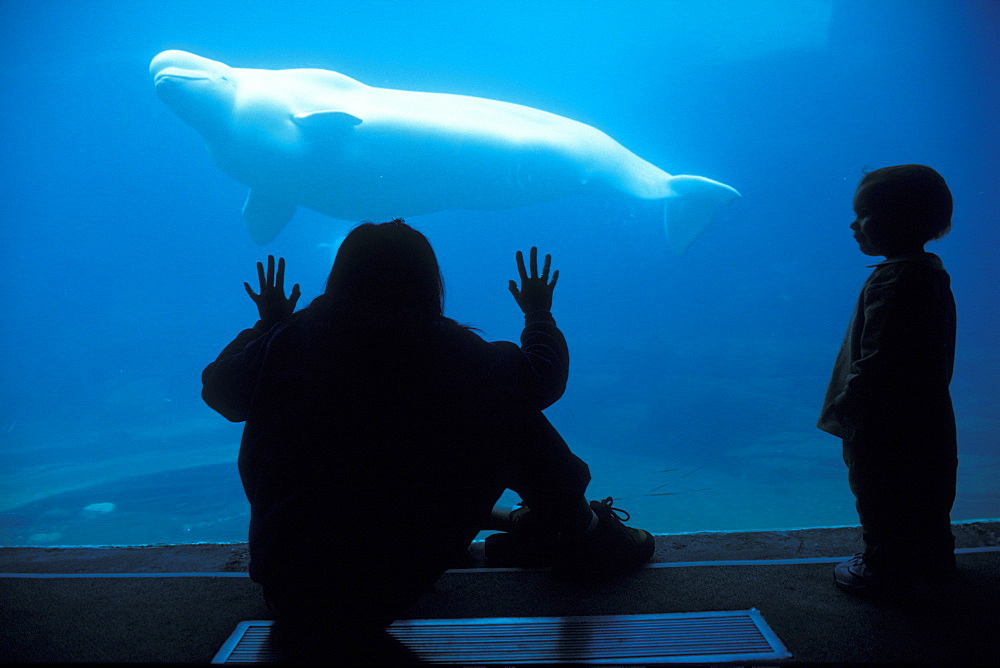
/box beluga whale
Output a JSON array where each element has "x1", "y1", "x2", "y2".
[{"x1": 150, "y1": 50, "x2": 740, "y2": 252}]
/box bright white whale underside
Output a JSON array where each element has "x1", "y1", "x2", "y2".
[{"x1": 150, "y1": 50, "x2": 740, "y2": 252}]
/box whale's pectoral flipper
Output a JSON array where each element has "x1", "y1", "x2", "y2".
[
  {"x1": 243, "y1": 189, "x2": 297, "y2": 245},
  {"x1": 662, "y1": 175, "x2": 741, "y2": 255},
  {"x1": 292, "y1": 110, "x2": 363, "y2": 130}
]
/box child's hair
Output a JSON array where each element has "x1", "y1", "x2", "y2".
[{"x1": 858, "y1": 164, "x2": 953, "y2": 242}]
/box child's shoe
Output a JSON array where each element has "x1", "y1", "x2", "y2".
[
  {"x1": 834, "y1": 553, "x2": 881, "y2": 594},
  {"x1": 834, "y1": 552, "x2": 956, "y2": 600}
]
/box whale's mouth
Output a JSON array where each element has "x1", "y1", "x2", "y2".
[{"x1": 153, "y1": 69, "x2": 211, "y2": 86}]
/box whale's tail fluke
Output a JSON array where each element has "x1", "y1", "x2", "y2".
[{"x1": 662, "y1": 175, "x2": 741, "y2": 255}]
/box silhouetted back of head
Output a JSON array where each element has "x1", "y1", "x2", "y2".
[
  {"x1": 324, "y1": 219, "x2": 444, "y2": 323},
  {"x1": 856, "y1": 164, "x2": 953, "y2": 244}
]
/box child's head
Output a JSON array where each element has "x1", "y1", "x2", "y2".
[{"x1": 852, "y1": 165, "x2": 952, "y2": 256}]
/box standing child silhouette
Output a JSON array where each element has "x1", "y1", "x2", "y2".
[{"x1": 819, "y1": 165, "x2": 958, "y2": 597}]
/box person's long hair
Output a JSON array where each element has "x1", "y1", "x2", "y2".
[{"x1": 323, "y1": 219, "x2": 445, "y2": 325}]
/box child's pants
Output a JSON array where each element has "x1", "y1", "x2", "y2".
[{"x1": 843, "y1": 430, "x2": 957, "y2": 576}]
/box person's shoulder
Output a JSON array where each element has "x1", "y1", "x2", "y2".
[
  {"x1": 869, "y1": 254, "x2": 942, "y2": 279},
  {"x1": 866, "y1": 254, "x2": 948, "y2": 300},
  {"x1": 874, "y1": 252, "x2": 945, "y2": 271},
  {"x1": 427, "y1": 317, "x2": 475, "y2": 344},
  {"x1": 435, "y1": 318, "x2": 520, "y2": 355},
  {"x1": 266, "y1": 299, "x2": 340, "y2": 346}
]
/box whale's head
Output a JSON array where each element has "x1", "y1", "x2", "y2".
[{"x1": 150, "y1": 50, "x2": 237, "y2": 135}]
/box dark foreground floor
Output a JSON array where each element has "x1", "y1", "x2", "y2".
[{"x1": 2, "y1": 521, "x2": 998, "y2": 664}]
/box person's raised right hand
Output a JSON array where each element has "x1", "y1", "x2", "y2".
[{"x1": 508, "y1": 247, "x2": 559, "y2": 315}]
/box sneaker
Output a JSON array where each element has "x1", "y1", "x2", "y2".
[
  {"x1": 835, "y1": 552, "x2": 957, "y2": 600},
  {"x1": 485, "y1": 531, "x2": 557, "y2": 567},
  {"x1": 484, "y1": 504, "x2": 559, "y2": 568},
  {"x1": 505, "y1": 503, "x2": 547, "y2": 536},
  {"x1": 552, "y1": 497, "x2": 655, "y2": 582},
  {"x1": 834, "y1": 553, "x2": 880, "y2": 595}
]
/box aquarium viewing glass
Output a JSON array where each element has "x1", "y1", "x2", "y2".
[{"x1": 0, "y1": 0, "x2": 996, "y2": 546}]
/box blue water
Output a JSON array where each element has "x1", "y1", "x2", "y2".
[{"x1": 1, "y1": 0, "x2": 997, "y2": 546}]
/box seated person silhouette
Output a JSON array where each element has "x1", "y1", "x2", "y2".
[
  {"x1": 202, "y1": 220, "x2": 654, "y2": 661},
  {"x1": 818, "y1": 165, "x2": 958, "y2": 598}
]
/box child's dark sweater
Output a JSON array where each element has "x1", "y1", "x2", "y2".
[{"x1": 818, "y1": 252, "x2": 956, "y2": 444}]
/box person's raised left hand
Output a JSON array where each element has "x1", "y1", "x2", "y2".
[{"x1": 244, "y1": 255, "x2": 301, "y2": 325}]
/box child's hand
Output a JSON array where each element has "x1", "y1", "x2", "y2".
[
  {"x1": 244, "y1": 255, "x2": 301, "y2": 325},
  {"x1": 508, "y1": 247, "x2": 559, "y2": 314}
]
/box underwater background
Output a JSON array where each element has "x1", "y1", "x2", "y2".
[{"x1": 0, "y1": 0, "x2": 996, "y2": 546}]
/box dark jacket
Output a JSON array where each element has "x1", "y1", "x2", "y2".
[
  {"x1": 818, "y1": 253, "x2": 956, "y2": 445},
  {"x1": 202, "y1": 295, "x2": 569, "y2": 589}
]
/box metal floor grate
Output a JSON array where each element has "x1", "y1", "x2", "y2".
[{"x1": 213, "y1": 609, "x2": 790, "y2": 664}]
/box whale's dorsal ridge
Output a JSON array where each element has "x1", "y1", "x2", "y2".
[
  {"x1": 283, "y1": 67, "x2": 367, "y2": 91},
  {"x1": 292, "y1": 110, "x2": 363, "y2": 131}
]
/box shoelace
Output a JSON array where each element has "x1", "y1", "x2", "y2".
[
  {"x1": 509, "y1": 497, "x2": 632, "y2": 532},
  {"x1": 597, "y1": 496, "x2": 631, "y2": 522}
]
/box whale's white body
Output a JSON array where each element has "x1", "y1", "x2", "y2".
[{"x1": 150, "y1": 50, "x2": 739, "y2": 251}]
